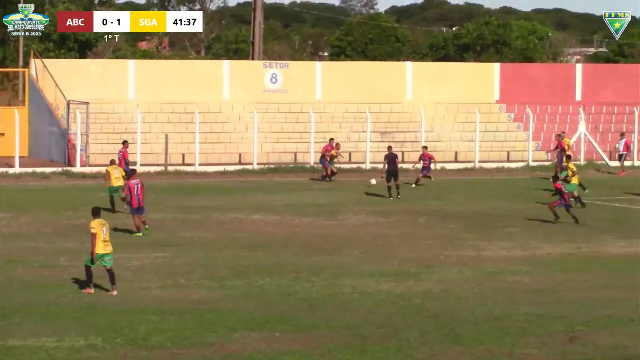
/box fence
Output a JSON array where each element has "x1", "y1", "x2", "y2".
[
  {"x1": 511, "y1": 104, "x2": 640, "y2": 166},
  {"x1": 53, "y1": 103, "x2": 639, "y2": 171}
]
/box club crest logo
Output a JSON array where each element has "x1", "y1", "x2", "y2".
[{"x1": 603, "y1": 12, "x2": 631, "y2": 40}]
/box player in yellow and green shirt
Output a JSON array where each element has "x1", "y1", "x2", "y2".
[
  {"x1": 560, "y1": 133, "x2": 588, "y2": 194},
  {"x1": 105, "y1": 159, "x2": 126, "y2": 213},
  {"x1": 83, "y1": 207, "x2": 117, "y2": 295},
  {"x1": 560, "y1": 155, "x2": 586, "y2": 208},
  {"x1": 328, "y1": 143, "x2": 342, "y2": 178}
]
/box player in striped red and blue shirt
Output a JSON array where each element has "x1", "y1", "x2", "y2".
[
  {"x1": 124, "y1": 169, "x2": 150, "y2": 236},
  {"x1": 548, "y1": 175, "x2": 579, "y2": 224},
  {"x1": 319, "y1": 138, "x2": 335, "y2": 181},
  {"x1": 412, "y1": 146, "x2": 436, "y2": 187},
  {"x1": 118, "y1": 140, "x2": 131, "y2": 178}
]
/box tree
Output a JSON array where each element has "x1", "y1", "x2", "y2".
[
  {"x1": 329, "y1": 14, "x2": 409, "y2": 60},
  {"x1": 205, "y1": 27, "x2": 250, "y2": 59},
  {"x1": 585, "y1": 29, "x2": 640, "y2": 63},
  {"x1": 339, "y1": 0, "x2": 378, "y2": 15},
  {"x1": 422, "y1": 18, "x2": 562, "y2": 62}
]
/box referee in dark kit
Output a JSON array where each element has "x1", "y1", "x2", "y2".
[{"x1": 381, "y1": 145, "x2": 400, "y2": 200}]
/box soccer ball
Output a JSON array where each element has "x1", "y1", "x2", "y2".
[{"x1": 369, "y1": 179, "x2": 377, "y2": 185}]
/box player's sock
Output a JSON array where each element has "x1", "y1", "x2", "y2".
[
  {"x1": 387, "y1": 185, "x2": 392, "y2": 198},
  {"x1": 579, "y1": 183, "x2": 587, "y2": 191},
  {"x1": 576, "y1": 196, "x2": 586, "y2": 207},
  {"x1": 395, "y1": 184, "x2": 400, "y2": 197},
  {"x1": 572, "y1": 215, "x2": 579, "y2": 224},
  {"x1": 84, "y1": 265, "x2": 94, "y2": 289},
  {"x1": 109, "y1": 196, "x2": 116, "y2": 212},
  {"x1": 106, "y1": 268, "x2": 117, "y2": 288},
  {"x1": 414, "y1": 178, "x2": 420, "y2": 185}
]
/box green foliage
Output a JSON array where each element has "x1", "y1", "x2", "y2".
[
  {"x1": 585, "y1": 29, "x2": 640, "y2": 63},
  {"x1": 422, "y1": 18, "x2": 562, "y2": 62},
  {"x1": 329, "y1": 14, "x2": 409, "y2": 60}
]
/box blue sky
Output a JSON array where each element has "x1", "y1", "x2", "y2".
[{"x1": 123, "y1": 0, "x2": 640, "y2": 14}]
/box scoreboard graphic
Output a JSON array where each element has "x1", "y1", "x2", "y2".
[{"x1": 56, "y1": 11, "x2": 203, "y2": 33}]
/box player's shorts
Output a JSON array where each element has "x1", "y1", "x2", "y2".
[
  {"x1": 385, "y1": 169, "x2": 399, "y2": 183},
  {"x1": 319, "y1": 157, "x2": 330, "y2": 168},
  {"x1": 618, "y1": 153, "x2": 627, "y2": 162},
  {"x1": 108, "y1": 185, "x2": 124, "y2": 197},
  {"x1": 85, "y1": 252, "x2": 113, "y2": 267},
  {"x1": 328, "y1": 162, "x2": 337, "y2": 172},
  {"x1": 556, "y1": 153, "x2": 564, "y2": 167},
  {"x1": 130, "y1": 205, "x2": 145, "y2": 215},
  {"x1": 552, "y1": 200, "x2": 572, "y2": 209},
  {"x1": 421, "y1": 166, "x2": 432, "y2": 176},
  {"x1": 565, "y1": 183, "x2": 578, "y2": 192}
]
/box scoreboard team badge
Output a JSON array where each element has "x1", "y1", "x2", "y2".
[
  {"x1": 603, "y1": 12, "x2": 631, "y2": 40},
  {"x1": 3, "y1": 4, "x2": 49, "y2": 36}
]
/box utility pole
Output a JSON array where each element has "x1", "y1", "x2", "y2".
[
  {"x1": 18, "y1": 0, "x2": 24, "y2": 104},
  {"x1": 250, "y1": 0, "x2": 263, "y2": 60}
]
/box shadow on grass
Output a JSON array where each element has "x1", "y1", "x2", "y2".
[
  {"x1": 527, "y1": 218, "x2": 557, "y2": 224},
  {"x1": 404, "y1": 182, "x2": 422, "y2": 186},
  {"x1": 112, "y1": 227, "x2": 137, "y2": 235},
  {"x1": 71, "y1": 277, "x2": 109, "y2": 292},
  {"x1": 594, "y1": 168, "x2": 618, "y2": 175},
  {"x1": 99, "y1": 206, "x2": 126, "y2": 214},
  {"x1": 624, "y1": 192, "x2": 640, "y2": 196},
  {"x1": 308, "y1": 177, "x2": 326, "y2": 182},
  {"x1": 535, "y1": 202, "x2": 551, "y2": 205},
  {"x1": 536, "y1": 188, "x2": 555, "y2": 193},
  {"x1": 537, "y1": 176, "x2": 552, "y2": 180},
  {"x1": 364, "y1": 191, "x2": 387, "y2": 198}
]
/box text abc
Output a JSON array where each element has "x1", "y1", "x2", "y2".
[
  {"x1": 66, "y1": 19, "x2": 85, "y2": 26},
  {"x1": 138, "y1": 19, "x2": 158, "y2": 26}
]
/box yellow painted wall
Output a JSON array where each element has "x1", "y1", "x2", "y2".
[
  {"x1": 229, "y1": 61, "x2": 315, "y2": 103},
  {"x1": 136, "y1": 60, "x2": 224, "y2": 103},
  {"x1": 413, "y1": 63, "x2": 495, "y2": 103},
  {"x1": 0, "y1": 108, "x2": 29, "y2": 156},
  {"x1": 42, "y1": 59, "x2": 128, "y2": 101},
  {"x1": 322, "y1": 62, "x2": 406, "y2": 103}
]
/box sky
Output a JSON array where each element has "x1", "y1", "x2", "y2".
[{"x1": 123, "y1": 0, "x2": 640, "y2": 14}]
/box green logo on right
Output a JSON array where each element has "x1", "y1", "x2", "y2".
[{"x1": 603, "y1": 12, "x2": 631, "y2": 40}]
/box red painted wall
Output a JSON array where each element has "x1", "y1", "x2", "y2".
[
  {"x1": 582, "y1": 64, "x2": 640, "y2": 104},
  {"x1": 499, "y1": 64, "x2": 576, "y2": 104}
]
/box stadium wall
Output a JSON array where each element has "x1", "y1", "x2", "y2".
[
  {"x1": 27, "y1": 76, "x2": 67, "y2": 164},
  {"x1": 19, "y1": 60, "x2": 639, "y2": 168}
]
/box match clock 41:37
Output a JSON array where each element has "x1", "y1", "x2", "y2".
[{"x1": 165, "y1": 11, "x2": 203, "y2": 32}]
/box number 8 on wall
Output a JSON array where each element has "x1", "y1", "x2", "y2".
[{"x1": 264, "y1": 69, "x2": 283, "y2": 90}]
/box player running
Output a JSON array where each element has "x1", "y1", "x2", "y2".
[
  {"x1": 105, "y1": 159, "x2": 126, "y2": 213},
  {"x1": 411, "y1": 146, "x2": 436, "y2": 187},
  {"x1": 560, "y1": 132, "x2": 588, "y2": 193},
  {"x1": 319, "y1": 138, "x2": 335, "y2": 181},
  {"x1": 381, "y1": 145, "x2": 400, "y2": 199},
  {"x1": 560, "y1": 155, "x2": 586, "y2": 208},
  {"x1": 616, "y1": 132, "x2": 632, "y2": 176},
  {"x1": 547, "y1": 134, "x2": 567, "y2": 177},
  {"x1": 83, "y1": 207, "x2": 117, "y2": 295},
  {"x1": 124, "y1": 169, "x2": 150, "y2": 236},
  {"x1": 328, "y1": 143, "x2": 343, "y2": 179},
  {"x1": 548, "y1": 175, "x2": 579, "y2": 224},
  {"x1": 118, "y1": 140, "x2": 131, "y2": 178}
]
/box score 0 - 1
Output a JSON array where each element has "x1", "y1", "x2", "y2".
[{"x1": 104, "y1": 35, "x2": 120, "y2": 41}]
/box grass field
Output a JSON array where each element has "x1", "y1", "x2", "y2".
[{"x1": 0, "y1": 172, "x2": 639, "y2": 360}]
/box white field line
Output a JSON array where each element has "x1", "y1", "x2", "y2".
[
  {"x1": 584, "y1": 201, "x2": 640, "y2": 209},
  {"x1": 586, "y1": 197, "x2": 640, "y2": 200},
  {"x1": 0, "y1": 175, "x2": 538, "y2": 187}
]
